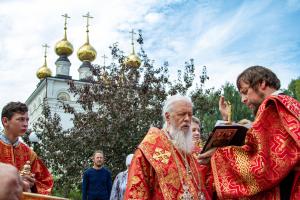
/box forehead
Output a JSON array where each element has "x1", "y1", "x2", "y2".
[
  {"x1": 238, "y1": 81, "x2": 250, "y2": 90},
  {"x1": 191, "y1": 122, "x2": 200, "y2": 127},
  {"x1": 11, "y1": 112, "x2": 28, "y2": 118},
  {"x1": 171, "y1": 101, "x2": 192, "y2": 112},
  {"x1": 94, "y1": 153, "x2": 103, "y2": 158}
]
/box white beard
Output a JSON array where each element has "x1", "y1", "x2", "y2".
[{"x1": 169, "y1": 123, "x2": 194, "y2": 154}]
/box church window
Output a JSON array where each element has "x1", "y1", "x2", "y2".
[{"x1": 57, "y1": 92, "x2": 70, "y2": 101}]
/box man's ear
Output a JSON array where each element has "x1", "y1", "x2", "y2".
[
  {"x1": 259, "y1": 80, "x2": 267, "y2": 90},
  {"x1": 165, "y1": 112, "x2": 171, "y2": 123},
  {"x1": 1, "y1": 117, "x2": 8, "y2": 127}
]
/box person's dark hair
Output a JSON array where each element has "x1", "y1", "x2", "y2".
[
  {"x1": 1, "y1": 102, "x2": 28, "y2": 121},
  {"x1": 236, "y1": 66, "x2": 280, "y2": 91}
]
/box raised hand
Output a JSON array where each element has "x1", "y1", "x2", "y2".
[{"x1": 219, "y1": 96, "x2": 229, "y2": 121}]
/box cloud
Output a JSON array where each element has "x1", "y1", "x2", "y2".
[
  {"x1": 287, "y1": 0, "x2": 300, "y2": 11},
  {"x1": 0, "y1": 0, "x2": 299, "y2": 115}
]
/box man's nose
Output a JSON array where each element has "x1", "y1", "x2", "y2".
[
  {"x1": 184, "y1": 114, "x2": 191, "y2": 122},
  {"x1": 241, "y1": 95, "x2": 247, "y2": 104}
]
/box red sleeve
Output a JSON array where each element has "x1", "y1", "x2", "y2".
[{"x1": 31, "y1": 157, "x2": 54, "y2": 195}]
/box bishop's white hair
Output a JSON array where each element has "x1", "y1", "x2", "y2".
[{"x1": 162, "y1": 95, "x2": 193, "y2": 128}]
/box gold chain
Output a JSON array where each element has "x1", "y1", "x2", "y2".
[{"x1": 175, "y1": 144, "x2": 203, "y2": 193}]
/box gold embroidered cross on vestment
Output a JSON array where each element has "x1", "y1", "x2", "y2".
[{"x1": 153, "y1": 147, "x2": 171, "y2": 164}]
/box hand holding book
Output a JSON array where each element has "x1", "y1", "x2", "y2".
[
  {"x1": 200, "y1": 96, "x2": 252, "y2": 153},
  {"x1": 200, "y1": 120, "x2": 250, "y2": 153}
]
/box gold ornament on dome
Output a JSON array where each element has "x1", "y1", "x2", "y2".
[
  {"x1": 124, "y1": 29, "x2": 141, "y2": 68},
  {"x1": 77, "y1": 12, "x2": 97, "y2": 62},
  {"x1": 37, "y1": 44, "x2": 52, "y2": 79},
  {"x1": 55, "y1": 14, "x2": 73, "y2": 56},
  {"x1": 55, "y1": 39, "x2": 73, "y2": 56},
  {"x1": 124, "y1": 53, "x2": 141, "y2": 68},
  {"x1": 77, "y1": 43, "x2": 97, "y2": 62},
  {"x1": 37, "y1": 65, "x2": 52, "y2": 79}
]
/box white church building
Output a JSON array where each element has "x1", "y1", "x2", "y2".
[{"x1": 25, "y1": 13, "x2": 141, "y2": 131}]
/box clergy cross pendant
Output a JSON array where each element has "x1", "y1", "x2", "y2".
[
  {"x1": 180, "y1": 184, "x2": 194, "y2": 200},
  {"x1": 198, "y1": 192, "x2": 206, "y2": 200}
]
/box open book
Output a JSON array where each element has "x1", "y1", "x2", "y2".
[{"x1": 201, "y1": 119, "x2": 251, "y2": 153}]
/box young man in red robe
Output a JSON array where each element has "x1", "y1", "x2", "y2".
[
  {"x1": 0, "y1": 102, "x2": 54, "y2": 195},
  {"x1": 124, "y1": 95, "x2": 211, "y2": 200},
  {"x1": 200, "y1": 66, "x2": 300, "y2": 199}
]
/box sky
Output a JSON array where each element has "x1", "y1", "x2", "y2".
[{"x1": 0, "y1": 0, "x2": 300, "y2": 112}]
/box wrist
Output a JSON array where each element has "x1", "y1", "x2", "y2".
[{"x1": 222, "y1": 115, "x2": 228, "y2": 121}]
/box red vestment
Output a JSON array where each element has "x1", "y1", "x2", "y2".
[
  {"x1": 192, "y1": 145, "x2": 202, "y2": 160},
  {"x1": 0, "y1": 140, "x2": 54, "y2": 195},
  {"x1": 124, "y1": 127, "x2": 211, "y2": 199},
  {"x1": 211, "y1": 94, "x2": 300, "y2": 199}
]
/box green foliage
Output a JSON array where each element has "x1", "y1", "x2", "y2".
[
  {"x1": 222, "y1": 82, "x2": 254, "y2": 122},
  {"x1": 191, "y1": 66, "x2": 221, "y2": 140},
  {"x1": 32, "y1": 100, "x2": 76, "y2": 196},
  {"x1": 285, "y1": 77, "x2": 300, "y2": 101},
  {"x1": 34, "y1": 30, "x2": 197, "y2": 196},
  {"x1": 53, "y1": 188, "x2": 81, "y2": 200}
]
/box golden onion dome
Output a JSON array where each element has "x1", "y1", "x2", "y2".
[
  {"x1": 36, "y1": 64, "x2": 52, "y2": 79},
  {"x1": 77, "y1": 42, "x2": 97, "y2": 62},
  {"x1": 55, "y1": 39, "x2": 73, "y2": 56},
  {"x1": 124, "y1": 53, "x2": 142, "y2": 68}
]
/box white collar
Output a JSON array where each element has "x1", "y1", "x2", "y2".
[{"x1": 271, "y1": 90, "x2": 283, "y2": 96}]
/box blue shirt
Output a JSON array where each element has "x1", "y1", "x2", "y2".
[{"x1": 82, "y1": 167, "x2": 112, "y2": 200}]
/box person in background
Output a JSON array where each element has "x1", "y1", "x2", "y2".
[
  {"x1": 191, "y1": 116, "x2": 204, "y2": 160},
  {"x1": 82, "y1": 150, "x2": 112, "y2": 200},
  {"x1": 191, "y1": 116, "x2": 203, "y2": 149},
  {"x1": 110, "y1": 154, "x2": 134, "y2": 200}
]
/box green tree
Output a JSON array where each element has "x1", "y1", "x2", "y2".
[
  {"x1": 284, "y1": 77, "x2": 300, "y2": 101},
  {"x1": 191, "y1": 66, "x2": 221, "y2": 140},
  {"x1": 222, "y1": 82, "x2": 253, "y2": 122},
  {"x1": 35, "y1": 30, "x2": 197, "y2": 196},
  {"x1": 32, "y1": 100, "x2": 72, "y2": 197}
]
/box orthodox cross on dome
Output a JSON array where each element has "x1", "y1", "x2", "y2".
[
  {"x1": 82, "y1": 12, "x2": 93, "y2": 44},
  {"x1": 62, "y1": 13, "x2": 70, "y2": 29},
  {"x1": 101, "y1": 54, "x2": 108, "y2": 67},
  {"x1": 41, "y1": 43, "x2": 50, "y2": 67},
  {"x1": 61, "y1": 13, "x2": 70, "y2": 39},
  {"x1": 129, "y1": 29, "x2": 136, "y2": 54},
  {"x1": 83, "y1": 12, "x2": 93, "y2": 33},
  {"x1": 42, "y1": 43, "x2": 49, "y2": 59}
]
